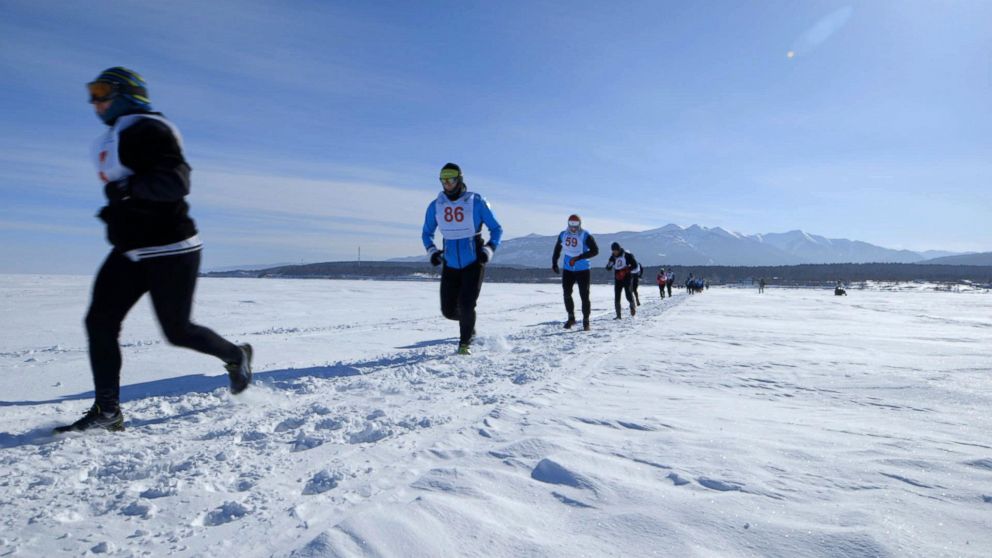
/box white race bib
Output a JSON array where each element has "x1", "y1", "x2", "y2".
[
  {"x1": 92, "y1": 114, "x2": 183, "y2": 184},
  {"x1": 614, "y1": 255, "x2": 627, "y2": 270},
  {"x1": 435, "y1": 192, "x2": 477, "y2": 240},
  {"x1": 561, "y1": 230, "x2": 585, "y2": 258}
]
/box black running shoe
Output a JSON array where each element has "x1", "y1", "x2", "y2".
[
  {"x1": 583, "y1": 320, "x2": 590, "y2": 331},
  {"x1": 631, "y1": 305, "x2": 637, "y2": 317},
  {"x1": 54, "y1": 403, "x2": 124, "y2": 433},
  {"x1": 563, "y1": 317, "x2": 576, "y2": 329},
  {"x1": 225, "y1": 344, "x2": 253, "y2": 395}
]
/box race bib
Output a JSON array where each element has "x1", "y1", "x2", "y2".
[
  {"x1": 435, "y1": 192, "x2": 477, "y2": 240},
  {"x1": 561, "y1": 230, "x2": 584, "y2": 258},
  {"x1": 92, "y1": 114, "x2": 183, "y2": 184}
]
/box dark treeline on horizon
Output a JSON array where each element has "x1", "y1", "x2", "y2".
[{"x1": 204, "y1": 261, "x2": 992, "y2": 287}]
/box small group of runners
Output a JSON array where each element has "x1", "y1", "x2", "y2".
[{"x1": 57, "y1": 66, "x2": 674, "y2": 433}]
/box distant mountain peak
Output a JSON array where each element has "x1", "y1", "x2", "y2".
[{"x1": 476, "y1": 224, "x2": 962, "y2": 267}]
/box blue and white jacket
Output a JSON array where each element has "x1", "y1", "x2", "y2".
[
  {"x1": 422, "y1": 190, "x2": 503, "y2": 269},
  {"x1": 552, "y1": 229, "x2": 599, "y2": 272}
]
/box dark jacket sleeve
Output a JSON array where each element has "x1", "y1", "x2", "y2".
[
  {"x1": 118, "y1": 118, "x2": 191, "y2": 202},
  {"x1": 552, "y1": 234, "x2": 562, "y2": 264},
  {"x1": 98, "y1": 116, "x2": 197, "y2": 251},
  {"x1": 606, "y1": 253, "x2": 616, "y2": 269},
  {"x1": 626, "y1": 251, "x2": 639, "y2": 270},
  {"x1": 576, "y1": 234, "x2": 599, "y2": 262}
]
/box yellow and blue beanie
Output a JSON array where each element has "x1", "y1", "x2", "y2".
[{"x1": 91, "y1": 67, "x2": 153, "y2": 123}]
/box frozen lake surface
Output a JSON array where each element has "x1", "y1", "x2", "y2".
[{"x1": 1, "y1": 275, "x2": 990, "y2": 557}]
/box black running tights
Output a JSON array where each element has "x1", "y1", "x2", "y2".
[
  {"x1": 440, "y1": 262, "x2": 485, "y2": 345},
  {"x1": 85, "y1": 250, "x2": 240, "y2": 408}
]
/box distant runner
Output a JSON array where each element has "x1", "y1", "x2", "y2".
[
  {"x1": 552, "y1": 214, "x2": 599, "y2": 331},
  {"x1": 422, "y1": 163, "x2": 503, "y2": 355},
  {"x1": 657, "y1": 268, "x2": 667, "y2": 299},
  {"x1": 606, "y1": 242, "x2": 638, "y2": 319}
]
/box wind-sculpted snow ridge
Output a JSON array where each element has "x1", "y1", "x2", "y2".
[{"x1": 0, "y1": 277, "x2": 990, "y2": 557}]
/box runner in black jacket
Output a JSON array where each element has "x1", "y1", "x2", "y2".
[
  {"x1": 56, "y1": 68, "x2": 253, "y2": 433},
  {"x1": 605, "y1": 242, "x2": 638, "y2": 319}
]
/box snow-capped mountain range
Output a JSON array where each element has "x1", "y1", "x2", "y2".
[{"x1": 470, "y1": 224, "x2": 960, "y2": 267}]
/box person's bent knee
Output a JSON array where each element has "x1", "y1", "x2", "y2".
[
  {"x1": 441, "y1": 306, "x2": 460, "y2": 321},
  {"x1": 161, "y1": 323, "x2": 197, "y2": 347},
  {"x1": 85, "y1": 309, "x2": 121, "y2": 336}
]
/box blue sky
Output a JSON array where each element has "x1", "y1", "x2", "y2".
[{"x1": 1, "y1": 0, "x2": 989, "y2": 273}]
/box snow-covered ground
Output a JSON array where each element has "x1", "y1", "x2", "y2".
[{"x1": 1, "y1": 276, "x2": 990, "y2": 557}]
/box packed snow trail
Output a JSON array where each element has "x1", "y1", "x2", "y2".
[
  {"x1": 2, "y1": 278, "x2": 991, "y2": 557},
  {"x1": 0, "y1": 278, "x2": 681, "y2": 556}
]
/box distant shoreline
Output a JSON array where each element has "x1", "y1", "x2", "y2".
[{"x1": 202, "y1": 261, "x2": 992, "y2": 291}]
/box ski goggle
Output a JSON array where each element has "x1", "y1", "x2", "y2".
[
  {"x1": 87, "y1": 81, "x2": 118, "y2": 103},
  {"x1": 439, "y1": 168, "x2": 461, "y2": 180},
  {"x1": 567, "y1": 219, "x2": 581, "y2": 228},
  {"x1": 440, "y1": 177, "x2": 460, "y2": 187}
]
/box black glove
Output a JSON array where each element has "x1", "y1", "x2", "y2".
[
  {"x1": 552, "y1": 261, "x2": 560, "y2": 274},
  {"x1": 103, "y1": 179, "x2": 131, "y2": 203},
  {"x1": 479, "y1": 243, "x2": 495, "y2": 264},
  {"x1": 430, "y1": 250, "x2": 444, "y2": 266}
]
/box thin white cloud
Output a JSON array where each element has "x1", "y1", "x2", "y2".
[{"x1": 790, "y1": 6, "x2": 854, "y2": 58}]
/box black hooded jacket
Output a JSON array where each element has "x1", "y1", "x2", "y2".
[
  {"x1": 97, "y1": 111, "x2": 197, "y2": 251},
  {"x1": 606, "y1": 248, "x2": 638, "y2": 281}
]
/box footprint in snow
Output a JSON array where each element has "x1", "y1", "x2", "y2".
[
  {"x1": 314, "y1": 417, "x2": 345, "y2": 431},
  {"x1": 667, "y1": 472, "x2": 690, "y2": 486},
  {"x1": 303, "y1": 470, "x2": 343, "y2": 495},
  {"x1": 275, "y1": 417, "x2": 307, "y2": 432},
  {"x1": 347, "y1": 423, "x2": 392, "y2": 444},
  {"x1": 291, "y1": 433, "x2": 325, "y2": 452},
  {"x1": 201, "y1": 501, "x2": 251, "y2": 526},
  {"x1": 120, "y1": 501, "x2": 156, "y2": 519}
]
